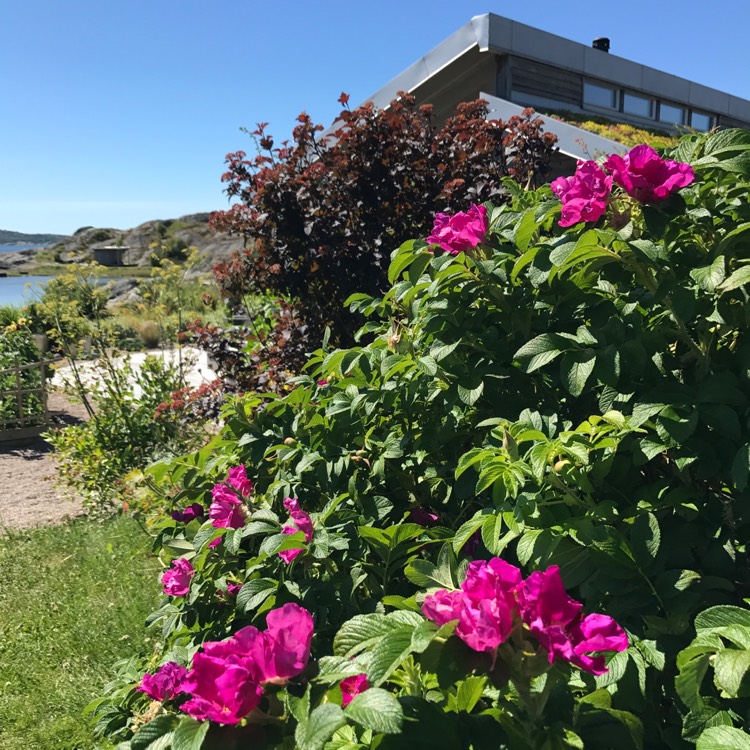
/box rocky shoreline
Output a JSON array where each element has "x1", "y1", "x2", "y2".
[{"x1": 0, "y1": 213, "x2": 244, "y2": 277}]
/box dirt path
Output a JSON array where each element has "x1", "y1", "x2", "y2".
[{"x1": 0, "y1": 391, "x2": 88, "y2": 531}]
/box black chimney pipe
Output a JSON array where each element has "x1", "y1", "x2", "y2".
[{"x1": 592, "y1": 37, "x2": 610, "y2": 53}]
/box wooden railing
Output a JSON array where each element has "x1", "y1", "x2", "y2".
[{"x1": 0, "y1": 360, "x2": 49, "y2": 441}]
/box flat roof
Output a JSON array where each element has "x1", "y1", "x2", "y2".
[{"x1": 366, "y1": 14, "x2": 750, "y2": 124}]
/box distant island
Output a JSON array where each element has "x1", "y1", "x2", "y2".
[{"x1": 0, "y1": 229, "x2": 69, "y2": 245}]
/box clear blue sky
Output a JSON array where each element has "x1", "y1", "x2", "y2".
[{"x1": 2, "y1": 0, "x2": 749, "y2": 235}]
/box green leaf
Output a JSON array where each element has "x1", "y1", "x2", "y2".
[
  {"x1": 458, "y1": 380, "x2": 484, "y2": 406},
  {"x1": 295, "y1": 704, "x2": 346, "y2": 750},
  {"x1": 172, "y1": 718, "x2": 209, "y2": 750},
  {"x1": 560, "y1": 350, "x2": 596, "y2": 396},
  {"x1": 481, "y1": 514, "x2": 504, "y2": 556},
  {"x1": 333, "y1": 614, "x2": 393, "y2": 657},
  {"x1": 514, "y1": 334, "x2": 568, "y2": 373},
  {"x1": 450, "y1": 675, "x2": 487, "y2": 713},
  {"x1": 630, "y1": 512, "x2": 660, "y2": 565},
  {"x1": 368, "y1": 626, "x2": 415, "y2": 685},
  {"x1": 344, "y1": 688, "x2": 403, "y2": 734},
  {"x1": 131, "y1": 716, "x2": 179, "y2": 750},
  {"x1": 690, "y1": 256, "x2": 726, "y2": 292},
  {"x1": 696, "y1": 606, "x2": 750, "y2": 631},
  {"x1": 417, "y1": 356, "x2": 438, "y2": 376},
  {"x1": 697, "y1": 726, "x2": 750, "y2": 750},
  {"x1": 334, "y1": 612, "x2": 422, "y2": 657},
  {"x1": 237, "y1": 578, "x2": 277, "y2": 613},
  {"x1": 453, "y1": 514, "x2": 486, "y2": 553},
  {"x1": 404, "y1": 558, "x2": 455, "y2": 590},
  {"x1": 682, "y1": 707, "x2": 734, "y2": 743},
  {"x1": 718, "y1": 265, "x2": 750, "y2": 294},
  {"x1": 713, "y1": 649, "x2": 750, "y2": 697},
  {"x1": 675, "y1": 653, "x2": 710, "y2": 711}
]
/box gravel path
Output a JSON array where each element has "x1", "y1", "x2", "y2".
[{"x1": 0, "y1": 391, "x2": 88, "y2": 531}]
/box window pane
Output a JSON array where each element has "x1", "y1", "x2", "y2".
[
  {"x1": 691, "y1": 111, "x2": 712, "y2": 131},
  {"x1": 659, "y1": 103, "x2": 684, "y2": 125},
  {"x1": 623, "y1": 92, "x2": 654, "y2": 118},
  {"x1": 584, "y1": 82, "x2": 617, "y2": 109}
]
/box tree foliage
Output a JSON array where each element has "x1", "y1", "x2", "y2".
[{"x1": 210, "y1": 94, "x2": 558, "y2": 353}]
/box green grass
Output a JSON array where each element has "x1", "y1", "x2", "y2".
[{"x1": 0, "y1": 516, "x2": 160, "y2": 750}]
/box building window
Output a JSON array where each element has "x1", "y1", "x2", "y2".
[
  {"x1": 623, "y1": 92, "x2": 654, "y2": 118},
  {"x1": 690, "y1": 111, "x2": 712, "y2": 131},
  {"x1": 583, "y1": 81, "x2": 618, "y2": 109},
  {"x1": 658, "y1": 102, "x2": 684, "y2": 126}
]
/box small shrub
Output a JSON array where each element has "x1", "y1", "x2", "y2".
[
  {"x1": 210, "y1": 95, "x2": 558, "y2": 366},
  {"x1": 47, "y1": 354, "x2": 200, "y2": 509},
  {"x1": 135, "y1": 320, "x2": 161, "y2": 348}
]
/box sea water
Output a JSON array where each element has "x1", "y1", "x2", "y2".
[{"x1": 0, "y1": 276, "x2": 54, "y2": 307}]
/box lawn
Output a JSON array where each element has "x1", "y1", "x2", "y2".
[{"x1": 0, "y1": 516, "x2": 159, "y2": 750}]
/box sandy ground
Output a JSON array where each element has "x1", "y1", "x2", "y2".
[
  {"x1": 0, "y1": 348, "x2": 217, "y2": 531},
  {"x1": 0, "y1": 391, "x2": 88, "y2": 531}
]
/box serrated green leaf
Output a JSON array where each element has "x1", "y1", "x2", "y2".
[
  {"x1": 172, "y1": 717, "x2": 209, "y2": 750},
  {"x1": 690, "y1": 256, "x2": 726, "y2": 292},
  {"x1": 458, "y1": 381, "x2": 484, "y2": 406},
  {"x1": 676, "y1": 653, "x2": 710, "y2": 711},
  {"x1": 237, "y1": 578, "x2": 277, "y2": 613},
  {"x1": 404, "y1": 559, "x2": 455, "y2": 589},
  {"x1": 453, "y1": 514, "x2": 486, "y2": 553},
  {"x1": 696, "y1": 606, "x2": 750, "y2": 631},
  {"x1": 368, "y1": 626, "x2": 415, "y2": 686},
  {"x1": 719, "y1": 265, "x2": 750, "y2": 294},
  {"x1": 713, "y1": 649, "x2": 750, "y2": 697},
  {"x1": 295, "y1": 704, "x2": 346, "y2": 750},
  {"x1": 514, "y1": 334, "x2": 567, "y2": 373},
  {"x1": 561, "y1": 350, "x2": 596, "y2": 396},
  {"x1": 131, "y1": 716, "x2": 179, "y2": 750},
  {"x1": 450, "y1": 675, "x2": 487, "y2": 713},
  {"x1": 345, "y1": 688, "x2": 403, "y2": 734},
  {"x1": 697, "y1": 726, "x2": 750, "y2": 750}
]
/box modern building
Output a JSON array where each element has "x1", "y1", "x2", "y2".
[{"x1": 363, "y1": 14, "x2": 750, "y2": 163}]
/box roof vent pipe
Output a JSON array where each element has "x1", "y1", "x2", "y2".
[{"x1": 592, "y1": 37, "x2": 610, "y2": 53}]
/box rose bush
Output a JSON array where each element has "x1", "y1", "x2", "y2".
[{"x1": 92, "y1": 129, "x2": 750, "y2": 749}]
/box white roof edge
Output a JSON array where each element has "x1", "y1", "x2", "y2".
[{"x1": 480, "y1": 93, "x2": 628, "y2": 162}]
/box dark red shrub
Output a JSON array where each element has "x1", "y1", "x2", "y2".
[{"x1": 210, "y1": 94, "x2": 557, "y2": 372}]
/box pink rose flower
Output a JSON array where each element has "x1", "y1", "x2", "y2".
[
  {"x1": 518, "y1": 565, "x2": 628, "y2": 675},
  {"x1": 427, "y1": 204, "x2": 489, "y2": 255},
  {"x1": 551, "y1": 160, "x2": 612, "y2": 227},
  {"x1": 138, "y1": 662, "x2": 189, "y2": 701},
  {"x1": 208, "y1": 536, "x2": 222, "y2": 549},
  {"x1": 423, "y1": 559, "x2": 522, "y2": 653},
  {"x1": 603, "y1": 144, "x2": 695, "y2": 203},
  {"x1": 171, "y1": 502, "x2": 205, "y2": 523},
  {"x1": 209, "y1": 484, "x2": 245, "y2": 529},
  {"x1": 227, "y1": 465, "x2": 253, "y2": 498},
  {"x1": 180, "y1": 653, "x2": 263, "y2": 725},
  {"x1": 340, "y1": 673, "x2": 370, "y2": 707},
  {"x1": 161, "y1": 558, "x2": 195, "y2": 597},
  {"x1": 279, "y1": 497, "x2": 314, "y2": 563},
  {"x1": 422, "y1": 588, "x2": 464, "y2": 627},
  {"x1": 180, "y1": 604, "x2": 314, "y2": 724}
]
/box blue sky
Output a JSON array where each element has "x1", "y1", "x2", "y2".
[{"x1": 2, "y1": 0, "x2": 749, "y2": 235}]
